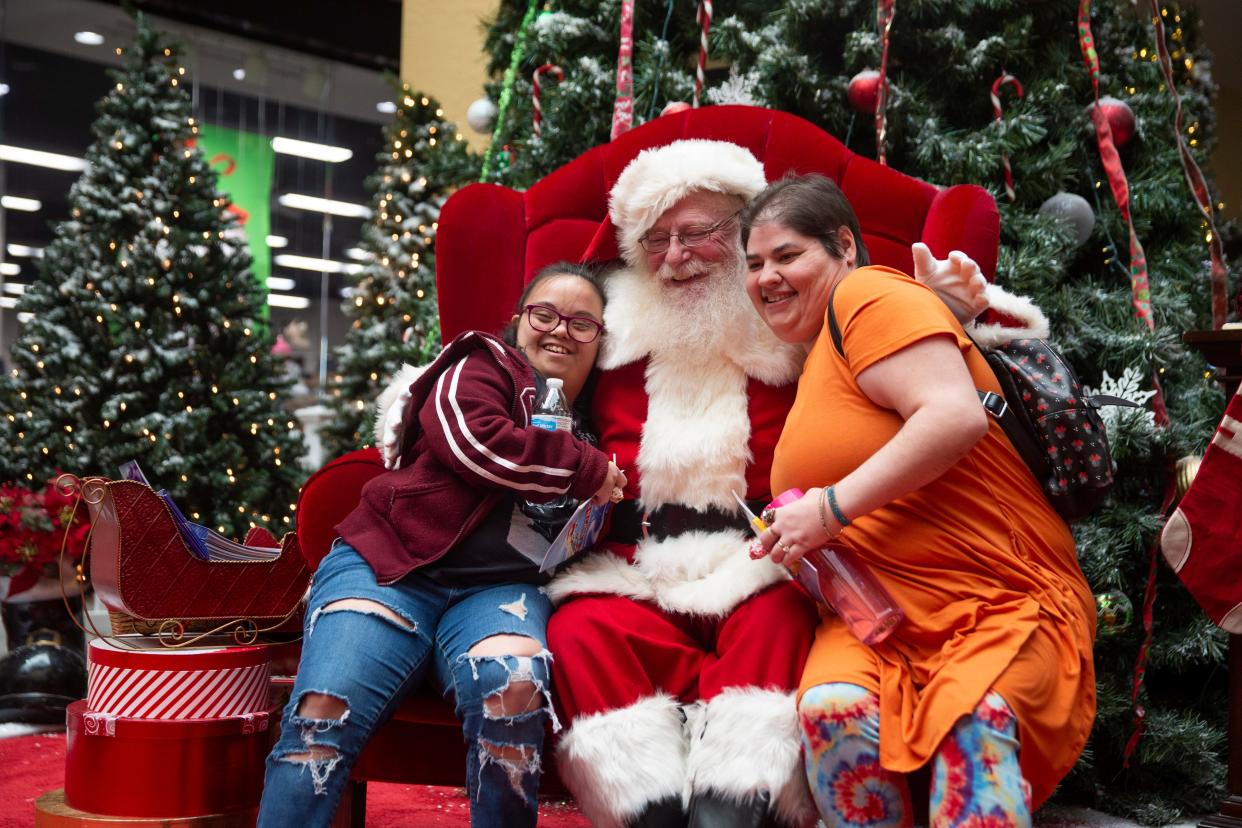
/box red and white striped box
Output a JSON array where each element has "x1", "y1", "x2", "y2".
[{"x1": 86, "y1": 637, "x2": 271, "y2": 720}]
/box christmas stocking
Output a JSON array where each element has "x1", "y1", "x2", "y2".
[{"x1": 1160, "y1": 385, "x2": 1242, "y2": 632}]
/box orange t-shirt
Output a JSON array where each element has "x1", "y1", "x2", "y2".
[{"x1": 773, "y1": 266, "x2": 1096, "y2": 807}]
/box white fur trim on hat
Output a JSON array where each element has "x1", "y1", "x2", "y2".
[
  {"x1": 609, "y1": 140, "x2": 768, "y2": 266},
  {"x1": 557, "y1": 695, "x2": 688, "y2": 827},
  {"x1": 687, "y1": 688, "x2": 816, "y2": 827}
]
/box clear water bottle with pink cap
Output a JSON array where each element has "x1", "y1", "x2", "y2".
[{"x1": 765, "y1": 488, "x2": 904, "y2": 645}]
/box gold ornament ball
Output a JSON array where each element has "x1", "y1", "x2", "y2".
[{"x1": 1175, "y1": 454, "x2": 1202, "y2": 498}]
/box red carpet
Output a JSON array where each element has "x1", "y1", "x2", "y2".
[{"x1": 0, "y1": 732, "x2": 589, "y2": 827}]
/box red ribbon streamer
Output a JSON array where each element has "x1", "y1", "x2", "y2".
[
  {"x1": 990, "y1": 73, "x2": 1024, "y2": 202},
  {"x1": 611, "y1": 0, "x2": 634, "y2": 140},
  {"x1": 1122, "y1": 477, "x2": 1178, "y2": 766},
  {"x1": 1077, "y1": 0, "x2": 1169, "y2": 426},
  {"x1": 532, "y1": 63, "x2": 564, "y2": 140},
  {"x1": 874, "y1": 0, "x2": 896, "y2": 165},
  {"x1": 1149, "y1": 0, "x2": 1230, "y2": 329},
  {"x1": 694, "y1": 1, "x2": 713, "y2": 108}
]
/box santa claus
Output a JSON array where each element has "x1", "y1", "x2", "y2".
[{"x1": 375, "y1": 138, "x2": 987, "y2": 828}]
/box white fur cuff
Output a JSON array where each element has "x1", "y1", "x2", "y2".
[
  {"x1": 968, "y1": 282, "x2": 1051, "y2": 349},
  {"x1": 557, "y1": 695, "x2": 689, "y2": 828},
  {"x1": 688, "y1": 688, "x2": 816, "y2": 827}
]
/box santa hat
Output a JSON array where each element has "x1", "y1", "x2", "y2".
[{"x1": 584, "y1": 140, "x2": 768, "y2": 268}]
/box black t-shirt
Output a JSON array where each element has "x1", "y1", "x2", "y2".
[{"x1": 418, "y1": 374, "x2": 598, "y2": 588}]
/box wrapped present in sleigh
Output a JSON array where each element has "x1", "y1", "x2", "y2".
[{"x1": 81, "y1": 478, "x2": 310, "y2": 643}]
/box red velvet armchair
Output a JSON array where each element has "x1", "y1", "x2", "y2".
[{"x1": 292, "y1": 105, "x2": 999, "y2": 824}]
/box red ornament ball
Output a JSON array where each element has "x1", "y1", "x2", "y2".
[
  {"x1": 847, "y1": 70, "x2": 882, "y2": 115},
  {"x1": 1091, "y1": 95, "x2": 1136, "y2": 148},
  {"x1": 661, "y1": 101, "x2": 692, "y2": 117}
]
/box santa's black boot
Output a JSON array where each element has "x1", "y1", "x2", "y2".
[
  {"x1": 687, "y1": 790, "x2": 771, "y2": 828},
  {"x1": 628, "y1": 795, "x2": 686, "y2": 828}
]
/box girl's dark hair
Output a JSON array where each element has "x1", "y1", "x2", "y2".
[
  {"x1": 499, "y1": 261, "x2": 606, "y2": 347},
  {"x1": 739, "y1": 173, "x2": 870, "y2": 267}
]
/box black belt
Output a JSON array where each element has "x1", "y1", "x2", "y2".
[{"x1": 607, "y1": 498, "x2": 768, "y2": 545}]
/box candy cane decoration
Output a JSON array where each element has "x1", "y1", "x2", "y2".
[
  {"x1": 532, "y1": 63, "x2": 564, "y2": 139},
  {"x1": 693, "y1": 1, "x2": 713, "y2": 108},
  {"x1": 611, "y1": 0, "x2": 635, "y2": 140},
  {"x1": 874, "y1": 0, "x2": 895, "y2": 164},
  {"x1": 990, "y1": 73, "x2": 1024, "y2": 202}
]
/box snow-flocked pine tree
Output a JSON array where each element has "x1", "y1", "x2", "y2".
[
  {"x1": 0, "y1": 14, "x2": 305, "y2": 538},
  {"x1": 317, "y1": 85, "x2": 478, "y2": 458}
]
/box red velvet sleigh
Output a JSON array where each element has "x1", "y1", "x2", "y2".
[{"x1": 294, "y1": 105, "x2": 999, "y2": 823}]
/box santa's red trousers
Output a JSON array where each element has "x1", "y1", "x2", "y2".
[{"x1": 548, "y1": 581, "x2": 817, "y2": 722}]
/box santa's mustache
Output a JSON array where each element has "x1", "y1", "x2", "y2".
[{"x1": 655, "y1": 258, "x2": 716, "y2": 283}]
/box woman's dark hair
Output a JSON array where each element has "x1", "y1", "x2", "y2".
[
  {"x1": 499, "y1": 261, "x2": 606, "y2": 347},
  {"x1": 739, "y1": 173, "x2": 870, "y2": 267}
]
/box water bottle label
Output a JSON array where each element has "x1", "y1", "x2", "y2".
[{"x1": 531, "y1": 414, "x2": 572, "y2": 432}]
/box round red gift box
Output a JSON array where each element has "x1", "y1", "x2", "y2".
[
  {"x1": 65, "y1": 700, "x2": 275, "y2": 818},
  {"x1": 87, "y1": 637, "x2": 271, "y2": 719}
]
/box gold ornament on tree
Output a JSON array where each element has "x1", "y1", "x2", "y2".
[{"x1": 1174, "y1": 454, "x2": 1202, "y2": 499}]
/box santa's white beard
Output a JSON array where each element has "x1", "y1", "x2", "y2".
[{"x1": 638, "y1": 255, "x2": 754, "y2": 355}]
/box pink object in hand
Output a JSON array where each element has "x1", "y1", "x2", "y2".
[{"x1": 766, "y1": 488, "x2": 904, "y2": 645}]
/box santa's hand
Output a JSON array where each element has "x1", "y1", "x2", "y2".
[
  {"x1": 912, "y1": 242, "x2": 988, "y2": 323},
  {"x1": 380, "y1": 387, "x2": 412, "y2": 469}
]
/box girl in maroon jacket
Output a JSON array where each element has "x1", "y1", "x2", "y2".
[{"x1": 259, "y1": 263, "x2": 625, "y2": 828}]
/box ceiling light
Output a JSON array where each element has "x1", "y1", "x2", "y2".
[
  {"x1": 0, "y1": 144, "x2": 87, "y2": 172},
  {"x1": 7, "y1": 244, "x2": 43, "y2": 258},
  {"x1": 1, "y1": 263, "x2": 19, "y2": 276},
  {"x1": 344, "y1": 247, "x2": 369, "y2": 261},
  {"x1": 277, "y1": 193, "x2": 370, "y2": 219},
  {"x1": 271, "y1": 137, "x2": 352, "y2": 163},
  {"x1": 265, "y1": 235, "x2": 289, "y2": 248},
  {"x1": 0, "y1": 84, "x2": 9, "y2": 97},
  {"x1": 233, "y1": 68, "x2": 246, "y2": 81},
  {"x1": 267, "y1": 293, "x2": 311, "y2": 309},
  {"x1": 274, "y1": 254, "x2": 363, "y2": 275},
  {"x1": 75, "y1": 31, "x2": 105, "y2": 46},
  {"x1": 376, "y1": 101, "x2": 397, "y2": 114},
  {"x1": 2, "y1": 196, "x2": 41, "y2": 212},
  {"x1": 4, "y1": 282, "x2": 27, "y2": 294},
  {"x1": 266, "y1": 276, "x2": 296, "y2": 291}
]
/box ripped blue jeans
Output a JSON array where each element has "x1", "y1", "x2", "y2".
[{"x1": 258, "y1": 540, "x2": 557, "y2": 828}]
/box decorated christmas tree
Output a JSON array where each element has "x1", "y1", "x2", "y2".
[
  {"x1": 0, "y1": 14, "x2": 305, "y2": 538},
  {"x1": 318, "y1": 86, "x2": 478, "y2": 459},
  {"x1": 478, "y1": 0, "x2": 1237, "y2": 820}
]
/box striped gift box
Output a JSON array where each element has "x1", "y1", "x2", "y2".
[{"x1": 87, "y1": 638, "x2": 272, "y2": 720}]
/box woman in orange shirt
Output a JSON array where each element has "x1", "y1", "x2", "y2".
[{"x1": 741, "y1": 174, "x2": 1095, "y2": 828}]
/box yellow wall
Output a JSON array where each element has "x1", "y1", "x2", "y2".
[{"x1": 401, "y1": 0, "x2": 496, "y2": 152}]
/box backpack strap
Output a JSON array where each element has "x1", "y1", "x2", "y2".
[{"x1": 827, "y1": 285, "x2": 845, "y2": 358}]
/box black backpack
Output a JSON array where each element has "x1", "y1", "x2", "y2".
[{"x1": 827, "y1": 290, "x2": 1138, "y2": 522}]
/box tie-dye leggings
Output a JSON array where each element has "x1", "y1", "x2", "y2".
[{"x1": 799, "y1": 682, "x2": 1032, "y2": 828}]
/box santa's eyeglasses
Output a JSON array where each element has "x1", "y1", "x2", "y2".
[
  {"x1": 638, "y1": 210, "x2": 741, "y2": 254},
  {"x1": 523, "y1": 304, "x2": 605, "y2": 343}
]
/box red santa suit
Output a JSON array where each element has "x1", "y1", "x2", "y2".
[{"x1": 544, "y1": 140, "x2": 819, "y2": 828}]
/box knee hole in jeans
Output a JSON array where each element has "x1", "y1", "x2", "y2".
[
  {"x1": 468, "y1": 634, "x2": 545, "y2": 718},
  {"x1": 296, "y1": 691, "x2": 348, "y2": 722}
]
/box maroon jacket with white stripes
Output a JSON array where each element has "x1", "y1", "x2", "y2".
[{"x1": 336, "y1": 331, "x2": 611, "y2": 585}]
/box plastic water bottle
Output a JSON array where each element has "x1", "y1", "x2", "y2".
[
  {"x1": 531, "y1": 378, "x2": 573, "y2": 433},
  {"x1": 766, "y1": 488, "x2": 905, "y2": 646}
]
